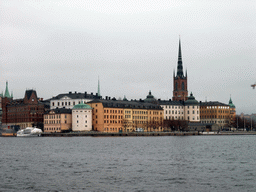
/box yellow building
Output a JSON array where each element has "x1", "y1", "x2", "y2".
[
  {"x1": 200, "y1": 101, "x2": 231, "y2": 129},
  {"x1": 88, "y1": 99, "x2": 163, "y2": 133},
  {"x1": 44, "y1": 108, "x2": 72, "y2": 133}
]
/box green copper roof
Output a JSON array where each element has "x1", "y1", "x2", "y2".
[
  {"x1": 185, "y1": 92, "x2": 199, "y2": 105},
  {"x1": 73, "y1": 101, "x2": 92, "y2": 109},
  {"x1": 4, "y1": 81, "x2": 11, "y2": 98},
  {"x1": 123, "y1": 95, "x2": 128, "y2": 101},
  {"x1": 228, "y1": 97, "x2": 236, "y2": 108},
  {"x1": 144, "y1": 90, "x2": 156, "y2": 103}
]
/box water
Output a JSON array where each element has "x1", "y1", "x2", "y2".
[{"x1": 1, "y1": 136, "x2": 256, "y2": 191}]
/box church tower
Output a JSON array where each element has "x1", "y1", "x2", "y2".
[{"x1": 172, "y1": 39, "x2": 188, "y2": 101}]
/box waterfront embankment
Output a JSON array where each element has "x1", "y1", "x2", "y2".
[
  {"x1": 41, "y1": 131, "x2": 199, "y2": 137},
  {"x1": 41, "y1": 131, "x2": 256, "y2": 137}
]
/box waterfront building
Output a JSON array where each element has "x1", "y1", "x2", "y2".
[
  {"x1": 200, "y1": 101, "x2": 231, "y2": 129},
  {"x1": 44, "y1": 108, "x2": 72, "y2": 133},
  {"x1": 158, "y1": 100, "x2": 185, "y2": 121},
  {"x1": 50, "y1": 91, "x2": 101, "y2": 110},
  {"x1": 173, "y1": 39, "x2": 188, "y2": 101},
  {"x1": 87, "y1": 98, "x2": 163, "y2": 133},
  {"x1": 184, "y1": 93, "x2": 200, "y2": 122},
  {"x1": 159, "y1": 93, "x2": 200, "y2": 122},
  {"x1": 72, "y1": 102, "x2": 92, "y2": 131},
  {"x1": 2, "y1": 89, "x2": 48, "y2": 129}
]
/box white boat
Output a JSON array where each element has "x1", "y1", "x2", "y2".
[{"x1": 17, "y1": 127, "x2": 42, "y2": 137}]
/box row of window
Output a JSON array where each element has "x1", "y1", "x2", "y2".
[
  {"x1": 45, "y1": 115, "x2": 68, "y2": 119},
  {"x1": 52, "y1": 101, "x2": 87, "y2": 107},
  {"x1": 76, "y1": 115, "x2": 88, "y2": 118},
  {"x1": 201, "y1": 115, "x2": 230, "y2": 119},
  {"x1": 205, "y1": 106, "x2": 229, "y2": 109},
  {"x1": 103, "y1": 115, "x2": 123, "y2": 119},
  {"x1": 104, "y1": 120, "x2": 122, "y2": 124},
  {"x1": 201, "y1": 110, "x2": 230, "y2": 114},
  {"x1": 44, "y1": 127, "x2": 61, "y2": 131},
  {"x1": 45, "y1": 120, "x2": 67, "y2": 124},
  {"x1": 104, "y1": 109, "x2": 123, "y2": 114},
  {"x1": 75, "y1": 120, "x2": 88, "y2": 123}
]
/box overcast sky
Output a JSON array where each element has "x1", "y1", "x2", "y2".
[{"x1": 1, "y1": 0, "x2": 255, "y2": 114}]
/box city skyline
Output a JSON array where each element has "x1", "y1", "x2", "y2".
[{"x1": 1, "y1": 1, "x2": 255, "y2": 114}]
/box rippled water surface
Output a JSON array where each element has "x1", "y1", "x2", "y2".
[{"x1": 1, "y1": 136, "x2": 256, "y2": 191}]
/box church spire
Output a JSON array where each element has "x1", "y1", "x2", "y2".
[
  {"x1": 4, "y1": 81, "x2": 11, "y2": 98},
  {"x1": 176, "y1": 38, "x2": 184, "y2": 77}
]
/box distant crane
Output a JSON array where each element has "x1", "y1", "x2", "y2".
[{"x1": 252, "y1": 83, "x2": 256, "y2": 89}]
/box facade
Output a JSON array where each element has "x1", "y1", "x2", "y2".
[
  {"x1": 50, "y1": 91, "x2": 101, "y2": 110},
  {"x1": 44, "y1": 108, "x2": 72, "y2": 133},
  {"x1": 184, "y1": 93, "x2": 200, "y2": 122},
  {"x1": 88, "y1": 98, "x2": 164, "y2": 133},
  {"x1": 2, "y1": 90, "x2": 47, "y2": 129},
  {"x1": 200, "y1": 101, "x2": 231, "y2": 129},
  {"x1": 173, "y1": 39, "x2": 188, "y2": 101},
  {"x1": 159, "y1": 93, "x2": 200, "y2": 122},
  {"x1": 72, "y1": 102, "x2": 92, "y2": 131},
  {"x1": 159, "y1": 100, "x2": 185, "y2": 121}
]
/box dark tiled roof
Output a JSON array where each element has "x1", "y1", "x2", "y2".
[
  {"x1": 45, "y1": 108, "x2": 72, "y2": 114},
  {"x1": 25, "y1": 90, "x2": 37, "y2": 100},
  {"x1": 158, "y1": 100, "x2": 184, "y2": 106},
  {"x1": 51, "y1": 92, "x2": 101, "y2": 100},
  {"x1": 88, "y1": 99, "x2": 163, "y2": 110},
  {"x1": 199, "y1": 101, "x2": 229, "y2": 106}
]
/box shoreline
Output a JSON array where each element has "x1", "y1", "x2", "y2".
[{"x1": 1, "y1": 131, "x2": 256, "y2": 137}]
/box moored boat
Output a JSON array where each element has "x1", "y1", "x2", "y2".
[{"x1": 17, "y1": 127, "x2": 42, "y2": 137}]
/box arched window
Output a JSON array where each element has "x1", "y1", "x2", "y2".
[
  {"x1": 175, "y1": 82, "x2": 178, "y2": 90},
  {"x1": 182, "y1": 82, "x2": 185, "y2": 90}
]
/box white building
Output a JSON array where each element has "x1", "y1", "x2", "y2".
[
  {"x1": 184, "y1": 93, "x2": 200, "y2": 122},
  {"x1": 72, "y1": 102, "x2": 92, "y2": 131},
  {"x1": 159, "y1": 92, "x2": 200, "y2": 122},
  {"x1": 50, "y1": 91, "x2": 100, "y2": 110},
  {"x1": 159, "y1": 100, "x2": 185, "y2": 121}
]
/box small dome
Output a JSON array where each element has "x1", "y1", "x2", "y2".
[
  {"x1": 228, "y1": 97, "x2": 236, "y2": 108},
  {"x1": 185, "y1": 92, "x2": 199, "y2": 105},
  {"x1": 73, "y1": 102, "x2": 92, "y2": 109},
  {"x1": 144, "y1": 90, "x2": 157, "y2": 103}
]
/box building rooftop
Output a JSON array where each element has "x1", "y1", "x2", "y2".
[
  {"x1": 88, "y1": 99, "x2": 163, "y2": 110},
  {"x1": 51, "y1": 91, "x2": 101, "y2": 100}
]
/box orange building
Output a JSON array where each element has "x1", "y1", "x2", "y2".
[
  {"x1": 44, "y1": 108, "x2": 72, "y2": 133},
  {"x1": 200, "y1": 101, "x2": 231, "y2": 129},
  {"x1": 88, "y1": 99, "x2": 163, "y2": 132}
]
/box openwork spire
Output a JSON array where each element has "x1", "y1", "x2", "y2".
[{"x1": 176, "y1": 38, "x2": 184, "y2": 77}]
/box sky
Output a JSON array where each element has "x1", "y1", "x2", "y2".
[{"x1": 1, "y1": 0, "x2": 255, "y2": 114}]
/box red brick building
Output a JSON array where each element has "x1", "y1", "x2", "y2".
[
  {"x1": 173, "y1": 39, "x2": 188, "y2": 101},
  {"x1": 2, "y1": 90, "x2": 49, "y2": 129}
]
